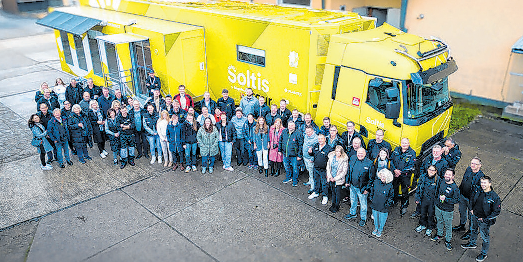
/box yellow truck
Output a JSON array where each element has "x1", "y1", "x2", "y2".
[{"x1": 37, "y1": 0, "x2": 457, "y2": 174}]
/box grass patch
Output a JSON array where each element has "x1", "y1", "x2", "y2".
[{"x1": 449, "y1": 103, "x2": 481, "y2": 135}]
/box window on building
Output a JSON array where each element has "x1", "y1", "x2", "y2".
[
  {"x1": 87, "y1": 33, "x2": 103, "y2": 77},
  {"x1": 281, "y1": 0, "x2": 311, "y2": 6},
  {"x1": 366, "y1": 78, "x2": 394, "y2": 114},
  {"x1": 60, "y1": 31, "x2": 73, "y2": 65},
  {"x1": 73, "y1": 35, "x2": 87, "y2": 71},
  {"x1": 105, "y1": 43, "x2": 119, "y2": 78},
  {"x1": 237, "y1": 45, "x2": 265, "y2": 67}
]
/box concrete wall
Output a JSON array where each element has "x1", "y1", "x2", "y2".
[{"x1": 404, "y1": 0, "x2": 523, "y2": 104}]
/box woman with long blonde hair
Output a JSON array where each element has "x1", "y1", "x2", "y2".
[
  {"x1": 254, "y1": 116, "x2": 269, "y2": 177},
  {"x1": 268, "y1": 118, "x2": 284, "y2": 177},
  {"x1": 157, "y1": 110, "x2": 172, "y2": 167}
]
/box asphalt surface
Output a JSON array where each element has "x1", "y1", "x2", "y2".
[{"x1": 0, "y1": 9, "x2": 522, "y2": 262}]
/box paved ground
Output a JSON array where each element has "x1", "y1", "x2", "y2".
[{"x1": 1, "y1": 10, "x2": 522, "y2": 262}]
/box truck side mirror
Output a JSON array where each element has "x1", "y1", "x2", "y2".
[
  {"x1": 385, "y1": 87, "x2": 400, "y2": 120},
  {"x1": 385, "y1": 101, "x2": 400, "y2": 119}
]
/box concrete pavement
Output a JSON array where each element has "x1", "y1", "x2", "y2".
[{"x1": 1, "y1": 9, "x2": 523, "y2": 262}]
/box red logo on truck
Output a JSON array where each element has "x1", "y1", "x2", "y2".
[{"x1": 352, "y1": 97, "x2": 360, "y2": 106}]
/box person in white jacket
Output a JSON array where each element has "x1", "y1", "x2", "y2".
[
  {"x1": 157, "y1": 110, "x2": 172, "y2": 167},
  {"x1": 326, "y1": 145, "x2": 348, "y2": 213}
]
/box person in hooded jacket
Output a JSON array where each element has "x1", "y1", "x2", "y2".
[
  {"x1": 197, "y1": 117, "x2": 219, "y2": 174},
  {"x1": 167, "y1": 114, "x2": 184, "y2": 171},
  {"x1": 369, "y1": 168, "x2": 394, "y2": 238},
  {"x1": 65, "y1": 79, "x2": 83, "y2": 105},
  {"x1": 326, "y1": 145, "x2": 348, "y2": 213}
]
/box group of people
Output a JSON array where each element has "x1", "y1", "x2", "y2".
[{"x1": 29, "y1": 79, "x2": 500, "y2": 261}]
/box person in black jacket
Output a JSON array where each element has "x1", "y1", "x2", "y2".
[
  {"x1": 341, "y1": 121, "x2": 365, "y2": 151},
  {"x1": 217, "y1": 89, "x2": 235, "y2": 121},
  {"x1": 277, "y1": 99, "x2": 292, "y2": 127},
  {"x1": 47, "y1": 108, "x2": 72, "y2": 168},
  {"x1": 414, "y1": 165, "x2": 438, "y2": 237},
  {"x1": 345, "y1": 148, "x2": 373, "y2": 227},
  {"x1": 68, "y1": 104, "x2": 92, "y2": 164},
  {"x1": 370, "y1": 168, "x2": 394, "y2": 238},
  {"x1": 265, "y1": 104, "x2": 280, "y2": 127},
  {"x1": 104, "y1": 108, "x2": 121, "y2": 165},
  {"x1": 461, "y1": 176, "x2": 501, "y2": 262},
  {"x1": 182, "y1": 113, "x2": 200, "y2": 172},
  {"x1": 117, "y1": 106, "x2": 136, "y2": 169},
  {"x1": 145, "y1": 70, "x2": 161, "y2": 98},
  {"x1": 367, "y1": 129, "x2": 392, "y2": 160},
  {"x1": 454, "y1": 157, "x2": 485, "y2": 239},
  {"x1": 38, "y1": 103, "x2": 57, "y2": 162},
  {"x1": 217, "y1": 113, "x2": 236, "y2": 171},
  {"x1": 97, "y1": 87, "x2": 114, "y2": 117},
  {"x1": 195, "y1": 91, "x2": 217, "y2": 115},
  {"x1": 307, "y1": 134, "x2": 332, "y2": 204},
  {"x1": 443, "y1": 137, "x2": 462, "y2": 169},
  {"x1": 391, "y1": 138, "x2": 416, "y2": 215},
  {"x1": 84, "y1": 78, "x2": 101, "y2": 100},
  {"x1": 279, "y1": 120, "x2": 303, "y2": 186},
  {"x1": 253, "y1": 96, "x2": 270, "y2": 119},
  {"x1": 65, "y1": 79, "x2": 83, "y2": 105},
  {"x1": 61, "y1": 101, "x2": 76, "y2": 155},
  {"x1": 431, "y1": 169, "x2": 460, "y2": 251},
  {"x1": 37, "y1": 89, "x2": 60, "y2": 112}
]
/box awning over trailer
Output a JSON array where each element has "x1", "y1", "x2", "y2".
[
  {"x1": 96, "y1": 33, "x2": 149, "y2": 45},
  {"x1": 36, "y1": 11, "x2": 102, "y2": 35}
]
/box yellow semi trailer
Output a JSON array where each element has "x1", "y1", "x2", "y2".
[{"x1": 37, "y1": 0, "x2": 457, "y2": 172}]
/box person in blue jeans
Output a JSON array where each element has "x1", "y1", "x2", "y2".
[
  {"x1": 217, "y1": 113, "x2": 236, "y2": 171},
  {"x1": 370, "y1": 168, "x2": 394, "y2": 237},
  {"x1": 166, "y1": 114, "x2": 184, "y2": 171},
  {"x1": 143, "y1": 104, "x2": 162, "y2": 164},
  {"x1": 461, "y1": 176, "x2": 501, "y2": 262},
  {"x1": 68, "y1": 104, "x2": 92, "y2": 164},
  {"x1": 279, "y1": 121, "x2": 302, "y2": 186},
  {"x1": 47, "y1": 108, "x2": 72, "y2": 168},
  {"x1": 243, "y1": 113, "x2": 257, "y2": 169},
  {"x1": 182, "y1": 113, "x2": 199, "y2": 172},
  {"x1": 345, "y1": 147, "x2": 373, "y2": 227}
]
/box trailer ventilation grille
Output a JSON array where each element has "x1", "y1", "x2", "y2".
[
  {"x1": 315, "y1": 64, "x2": 326, "y2": 85},
  {"x1": 317, "y1": 34, "x2": 330, "y2": 56}
]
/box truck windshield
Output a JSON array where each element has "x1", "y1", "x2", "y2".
[{"x1": 406, "y1": 77, "x2": 450, "y2": 118}]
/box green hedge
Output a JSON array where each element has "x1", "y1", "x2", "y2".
[{"x1": 449, "y1": 103, "x2": 481, "y2": 135}]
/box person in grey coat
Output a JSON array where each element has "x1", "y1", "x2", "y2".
[{"x1": 197, "y1": 117, "x2": 219, "y2": 174}]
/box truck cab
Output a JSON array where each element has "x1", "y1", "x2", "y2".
[{"x1": 316, "y1": 24, "x2": 457, "y2": 168}]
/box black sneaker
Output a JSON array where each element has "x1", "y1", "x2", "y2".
[
  {"x1": 66, "y1": 160, "x2": 73, "y2": 166},
  {"x1": 445, "y1": 241, "x2": 452, "y2": 251},
  {"x1": 59, "y1": 163, "x2": 65, "y2": 168},
  {"x1": 431, "y1": 235, "x2": 443, "y2": 242},
  {"x1": 476, "y1": 254, "x2": 487, "y2": 262},
  {"x1": 461, "y1": 242, "x2": 477, "y2": 249},
  {"x1": 461, "y1": 230, "x2": 471, "y2": 240}
]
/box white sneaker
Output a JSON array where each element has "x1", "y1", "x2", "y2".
[
  {"x1": 308, "y1": 192, "x2": 319, "y2": 199},
  {"x1": 158, "y1": 157, "x2": 162, "y2": 164},
  {"x1": 102, "y1": 150, "x2": 108, "y2": 157},
  {"x1": 415, "y1": 225, "x2": 427, "y2": 233},
  {"x1": 226, "y1": 167, "x2": 234, "y2": 171},
  {"x1": 425, "y1": 229, "x2": 433, "y2": 236},
  {"x1": 100, "y1": 152, "x2": 107, "y2": 159},
  {"x1": 41, "y1": 164, "x2": 52, "y2": 170},
  {"x1": 150, "y1": 157, "x2": 155, "y2": 164},
  {"x1": 321, "y1": 196, "x2": 328, "y2": 205}
]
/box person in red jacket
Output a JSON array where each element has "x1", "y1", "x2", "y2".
[{"x1": 173, "y1": 85, "x2": 194, "y2": 111}]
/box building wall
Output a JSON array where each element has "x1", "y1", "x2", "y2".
[{"x1": 404, "y1": 0, "x2": 523, "y2": 104}]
